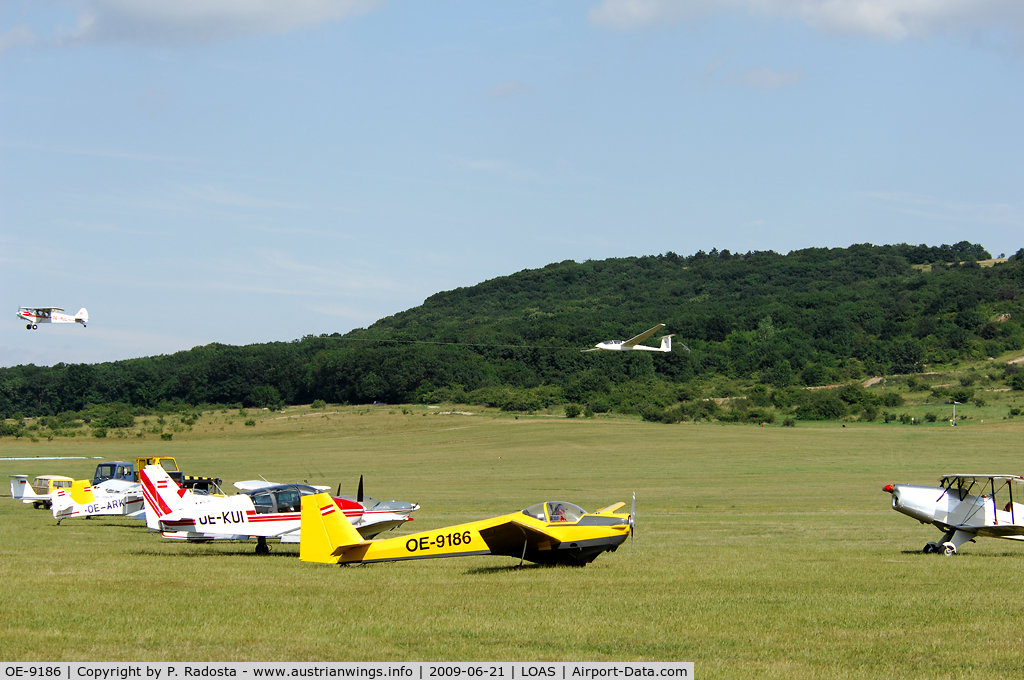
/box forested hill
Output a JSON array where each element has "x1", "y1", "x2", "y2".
[{"x1": 3, "y1": 241, "x2": 1024, "y2": 418}]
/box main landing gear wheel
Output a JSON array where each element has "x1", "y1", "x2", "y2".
[
  {"x1": 26, "y1": 324, "x2": 31, "y2": 330},
  {"x1": 32, "y1": 324, "x2": 38, "y2": 330},
  {"x1": 255, "y1": 537, "x2": 270, "y2": 555},
  {"x1": 923, "y1": 542, "x2": 938, "y2": 554},
  {"x1": 942, "y1": 542, "x2": 958, "y2": 556}
]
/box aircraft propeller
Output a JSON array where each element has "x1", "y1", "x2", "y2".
[
  {"x1": 337, "y1": 475, "x2": 365, "y2": 505},
  {"x1": 630, "y1": 492, "x2": 636, "y2": 547}
]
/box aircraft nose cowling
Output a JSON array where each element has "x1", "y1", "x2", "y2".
[{"x1": 889, "y1": 485, "x2": 936, "y2": 523}]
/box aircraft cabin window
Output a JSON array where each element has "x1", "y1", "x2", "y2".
[
  {"x1": 523, "y1": 503, "x2": 546, "y2": 520},
  {"x1": 547, "y1": 502, "x2": 584, "y2": 523},
  {"x1": 275, "y1": 489, "x2": 301, "y2": 513},
  {"x1": 252, "y1": 493, "x2": 275, "y2": 514}
]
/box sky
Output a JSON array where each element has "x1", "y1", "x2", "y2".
[{"x1": 1, "y1": 0, "x2": 1023, "y2": 368}]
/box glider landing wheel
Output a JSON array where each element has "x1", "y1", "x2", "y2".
[
  {"x1": 255, "y1": 537, "x2": 270, "y2": 555},
  {"x1": 942, "y1": 542, "x2": 958, "y2": 557}
]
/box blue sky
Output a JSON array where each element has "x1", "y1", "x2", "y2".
[{"x1": 2, "y1": 0, "x2": 1022, "y2": 367}]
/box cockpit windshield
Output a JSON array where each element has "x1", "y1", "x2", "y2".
[
  {"x1": 241, "y1": 484, "x2": 323, "y2": 514},
  {"x1": 522, "y1": 501, "x2": 586, "y2": 523}
]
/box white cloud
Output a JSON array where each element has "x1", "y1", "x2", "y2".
[
  {"x1": 486, "y1": 79, "x2": 530, "y2": 98},
  {"x1": 588, "y1": 0, "x2": 1024, "y2": 40},
  {"x1": 0, "y1": 24, "x2": 36, "y2": 53},
  {"x1": 37, "y1": 0, "x2": 384, "y2": 47},
  {"x1": 737, "y1": 66, "x2": 805, "y2": 89}
]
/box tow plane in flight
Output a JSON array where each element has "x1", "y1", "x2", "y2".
[
  {"x1": 885, "y1": 474, "x2": 1024, "y2": 555},
  {"x1": 300, "y1": 494, "x2": 635, "y2": 567},
  {"x1": 17, "y1": 306, "x2": 88, "y2": 330},
  {"x1": 584, "y1": 324, "x2": 673, "y2": 353},
  {"x1": 140, "y1": 465, "x2": 419, "y2": 554}
]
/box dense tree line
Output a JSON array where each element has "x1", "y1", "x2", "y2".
[{"x1": 2, "y1": 241, "x2": 1023, "y2": 419}]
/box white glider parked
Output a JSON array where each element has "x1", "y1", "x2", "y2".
[
  {"x1": 51, "y1": 479, "x2": 145, "y2": 524},
  {"x1": 17, "y1": 306, "x2": 88, "y2": 330},
  {"x1": 884, "y1": 474, "x2": 1024, "y2": 555},
  {"x1": 583, "y1": 323, "x2": 673, "y2": 353}
]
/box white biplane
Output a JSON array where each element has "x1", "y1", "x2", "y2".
[
  {"x1": 583, "y1": 323, "x2": 673, "y2": 353},
  {"x1": 50, "y1": 479, "x2": 145, "y2": 524},
  {"x1": 885, "y1": 474, "x2": 1024, "y2": 555},
  {"x1": 17, "y1": 306, "x2": 88, "y2": 330},
  {"x1": 140, "y1": 465, "x2": 419, "y2": 554}
]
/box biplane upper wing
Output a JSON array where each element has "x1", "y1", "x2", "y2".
[{"x1": 621, "y1": 323, "x2": 666, "y2": 348}]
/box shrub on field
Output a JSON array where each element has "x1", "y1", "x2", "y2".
[
  {"x1": 564, "y1": 403, "x2": 582, "y2": 418},
  {"x1": 92, "y1": 427, "x2": 107, "y2": 438},
  {"x1": 925, "y1": 412, "x2": 938, "y2": 422},
  {"x1": 881, "y1": 391, "x2": 904, "y2": 407},
  {"x1": 797, "y1": 391, "x2": 847, "y2": 420},
  {"x1": 244, "y1": 419, "x2": 256, "y2": 427}
]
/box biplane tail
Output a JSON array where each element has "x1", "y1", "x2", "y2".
[
  {"x1": 300, "y1": 492, "x2": 366, "y2": 564},
  {"x1": 74, "y1": 308, "x2": 88, "y2": 325},
  {"x1": 140, "y1": 464, "x2": 192, "y2": 530}
]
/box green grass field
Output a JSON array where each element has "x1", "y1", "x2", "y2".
[{"x1": 3, "y1": 407, "x2": 1024, "y2": 677}]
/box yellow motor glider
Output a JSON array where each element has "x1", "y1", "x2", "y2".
[{"x1": 300, "y1": 494, "x2": 634, "y2": 567}]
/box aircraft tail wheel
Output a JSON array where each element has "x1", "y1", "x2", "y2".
[
  {"x1": 942, "y1": 542, "x2": 957, "y2": 556},
  {"x1": 629, "y1": 492, "x2": 636, "y2": 547}
]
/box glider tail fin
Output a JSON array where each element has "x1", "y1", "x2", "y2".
[
  {"x1": 659, "y1": 334, "x2": 674, "y2": 352},
  {"x1": 300, "y1": 493, "x2": 365, "y2": 564}
]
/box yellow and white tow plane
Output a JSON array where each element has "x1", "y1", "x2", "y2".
[
  {"x1": 885, "y1": 474, "x2": 1024, "y2": 555},
  {"x1": 300, "y1": 494, "x2": 634, "y2": 567},
  {"x1": 583, "y1": 324, "x2": 673, "y2": 353}
]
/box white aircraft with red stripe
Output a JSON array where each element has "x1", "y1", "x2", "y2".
[
  {"x1": 139, "y1": 465, "x2": 418, "y2": 554},
  {"x1": 51, "y1": 478, "x2": 144, "y2": 524},
  {"x1": 17, "y1": 306, "x2": 88, "y2": 330}
]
